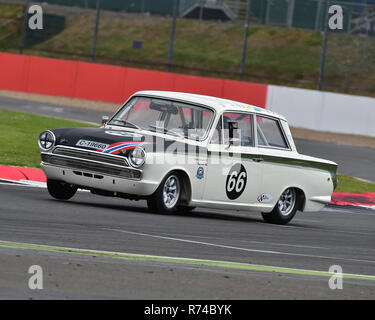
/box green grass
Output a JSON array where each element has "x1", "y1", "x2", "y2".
[
  {"x1": 0, "y1": 4, "x2": 23, "y2": 50},
  {"x1": 0, "y1": 108, "x2": 96, "y2": 168},
  {"x1": 32, "y1": 14, "x2": 324, "y2": 82},
  {"x1": 336, "y1": 174, "x2": 375, "y2": 193}
]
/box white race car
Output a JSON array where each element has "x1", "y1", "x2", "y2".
[{"x1": 38, "y1": 91, "x2": 337, "y2": 224}]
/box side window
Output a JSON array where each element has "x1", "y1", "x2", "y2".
[
  {"x1": 256, "y1": 116, "x2": 288, "y2": 149},
  {"x1": 223, "y1": 113, "x2": 253, "y2": 147}
]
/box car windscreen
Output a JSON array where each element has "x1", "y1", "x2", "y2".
[{"x1": 108, "y1": 97, "x2": 214, "y2": 140}]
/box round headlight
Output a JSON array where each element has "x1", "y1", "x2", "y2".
[
  {"x1": 128, "y1": 146, "x2": 146, "y2": 168},
  {"x1": 38, "y1": 130, "x2": 56, "y2": 151}
]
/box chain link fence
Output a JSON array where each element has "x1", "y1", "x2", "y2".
[
  {"x1": 323, "y1": 0, "x2": 375, "y2": 94},
  {"x1": 0, "y1": 0, "x2": 374, "y2": 95}
]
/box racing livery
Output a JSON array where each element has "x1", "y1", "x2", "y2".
[{"x1": 38, "y1": 91, "x2": 338, "y2": 224}]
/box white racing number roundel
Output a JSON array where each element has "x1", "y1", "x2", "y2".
[{"x1": 226, "y1": 163, "x2": 247, "y2": 200}]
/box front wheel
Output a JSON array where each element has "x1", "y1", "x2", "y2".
[
  {"x1": 261, "y1": 188, "x2": 299, "y2": 225},
  {"x1": 147, "y1": 173, "x2": 181, "y2": 214},
  {"x1": 47, "y1": 179, "x2": 77, "y2": 200}
]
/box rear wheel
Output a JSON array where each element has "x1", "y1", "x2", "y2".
[
  {"x1": 47, "y1": 179, "x2": 77, "y2": 200},
  {"x1": 147, "y1": 173, "x2": 181, "y2": 214},
  {"x1": 261, "y1": 188, "x2": 299, "y2": 225}
]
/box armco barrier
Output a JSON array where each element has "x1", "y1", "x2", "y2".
[
  {"x1": 0, "y1": 53, "x2": 268, "y2": 107},
  {"x1": 123, "y1": 67, "x2": 176, "y2": 101},
  {"x1": 74, "y1": 61, "x2": 126, "y2": 102},
  {"x1": 27, "y1": 56, "x2": 78, "y2": 97},
  {"x1": 0, "y1": 53, "x2": 29, "y2": 92},
  {"x1": 222, "y1": 79, "x2": 267, "y2": 108},
  {"x1": 266, "y1": 85, "x2": 375, "y2": 137}
]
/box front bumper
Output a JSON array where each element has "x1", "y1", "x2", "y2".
[
  {"x1": 40, "y1": 146, "x2": 158, "y2": 196},
  {"x1": 41, "y1": 163, "x2": 159, "y2": 196}
]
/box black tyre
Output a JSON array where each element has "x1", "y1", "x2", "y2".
[
  {"x1": 261, "y1": 188, "x2": 299, "y2": 225},
  {"x1": 147, "y1": 173, "x2": 181, "y2": 214},
  {"x1": 47, "y1": 179, "x2": 77, "y2": 200},
  {"x1": 177, "y1": 206, "x2": 196, "y2": 213}
]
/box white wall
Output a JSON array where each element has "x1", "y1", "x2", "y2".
[{"x1": 266, "y1": 85, "x2": 375, "y2": 137}]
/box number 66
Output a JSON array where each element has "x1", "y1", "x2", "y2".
[{"x1": 227, "y1": 171, "x2": 246, "y2": 193}]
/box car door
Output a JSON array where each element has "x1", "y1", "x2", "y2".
[{"x1": 203, "y1": 112, "x2": 263, "y2": 208}]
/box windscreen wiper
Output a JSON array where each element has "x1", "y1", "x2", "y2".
[{"x1": 111, "y1": 119, "x2": 141, "y2": 130}]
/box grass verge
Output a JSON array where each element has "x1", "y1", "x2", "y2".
[
  {"x1": 0, "y1": 108, "x2": 96, "y2": 168},
  {"x1": 335, "y1": 174, "x2": 375, "y2": 193}
]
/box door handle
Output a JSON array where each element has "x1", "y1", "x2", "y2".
[{"x1": 252, "y1": 157, "x2": 264, "y2": 163}]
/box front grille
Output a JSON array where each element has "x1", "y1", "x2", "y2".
[
  {"x1": 46, "y1": 154, "x2": 134, "y2": 179},
  {"x1": 42, "y1": 146, "x2": 142, "y2": 179},
  {"x1": 53, "y1": 146, "x2": 129, "y2": 167}
]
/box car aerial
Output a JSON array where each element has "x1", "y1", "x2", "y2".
[{"x1": 38, "y1": 90, "x2": 338, "y2": 224}]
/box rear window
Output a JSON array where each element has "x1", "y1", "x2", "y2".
[{"x1": 256, "y1": 116, "x2": 288, "y2": 149}]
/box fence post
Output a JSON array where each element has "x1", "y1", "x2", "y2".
[
  {"x1": 199, "y1": 0, "x2": 204, "y2": 24},
  {"x1": 91, "y1": 0, "x2": 101, "y2": 62},
  {"x1": 168, "y1": 0, "x2": 179, "y2": 72},
  {"x1": 318, "y1": 0, "x2": 330, "y2": 90},
  {"x1": 240, "y1": 0, "x2": 251, "y2": 79},
  {"x1": 19, "y1": 0, "x2": 30, "y2": 54},
  {"x1": 287, "y1": 0, "x2": 295, "y2": 28},
  {"x1": 265, "y1": 0, "x2": 271, "y2": 25},
  {"x1": 315, "y1": 0, "x2": 323, "y2": 31}
]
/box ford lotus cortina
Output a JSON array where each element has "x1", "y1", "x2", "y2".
[{"x1": 38, "y1": 91, "x2": 337, "y2": 224}]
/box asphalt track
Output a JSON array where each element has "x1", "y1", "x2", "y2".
[
  {"x1": 0, "y1": 183, "x2": 375, "y2": 299},
  {"x1": 1, "y1": 95, "x2": 375, "y2": 299},
  {"x1": 1, "y1": 95, "x2": 375, "y2": 181}
]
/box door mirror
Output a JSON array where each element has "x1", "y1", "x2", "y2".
[{"x1": 102, "y1": 115, "x2": 109, "y2": 125}]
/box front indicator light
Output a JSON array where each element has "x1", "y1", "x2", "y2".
[{"x1": 132, "y1": 171, "x2": 141, "y2": 179}]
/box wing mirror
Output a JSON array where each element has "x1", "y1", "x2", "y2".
[{"x1": 102, "y1": 116, "x2": 109, "y2": 125}]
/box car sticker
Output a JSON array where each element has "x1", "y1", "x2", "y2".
[
  {"x1": 196, "y1": 167, "x2": 204, "y2": 179},
  {"x1": 76, "y1": 140, "x2": 110, "y2": 150},
  {"x1": 226, "y1": 163, "x2": 247, "y2": 200},
  {"x1": 102, "y1": 141, "x2": 144, "y2": 154},
  {"x1": 257, "y1": 193, "x2": 273, "y2": 203}
]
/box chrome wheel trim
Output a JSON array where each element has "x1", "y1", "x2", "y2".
[
  {"x1": 278, "y1": 188, "x2": 296, "y2": 216},
  {"x1": 162, "y1": 175, "x2": 180, "y2": 209}
]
